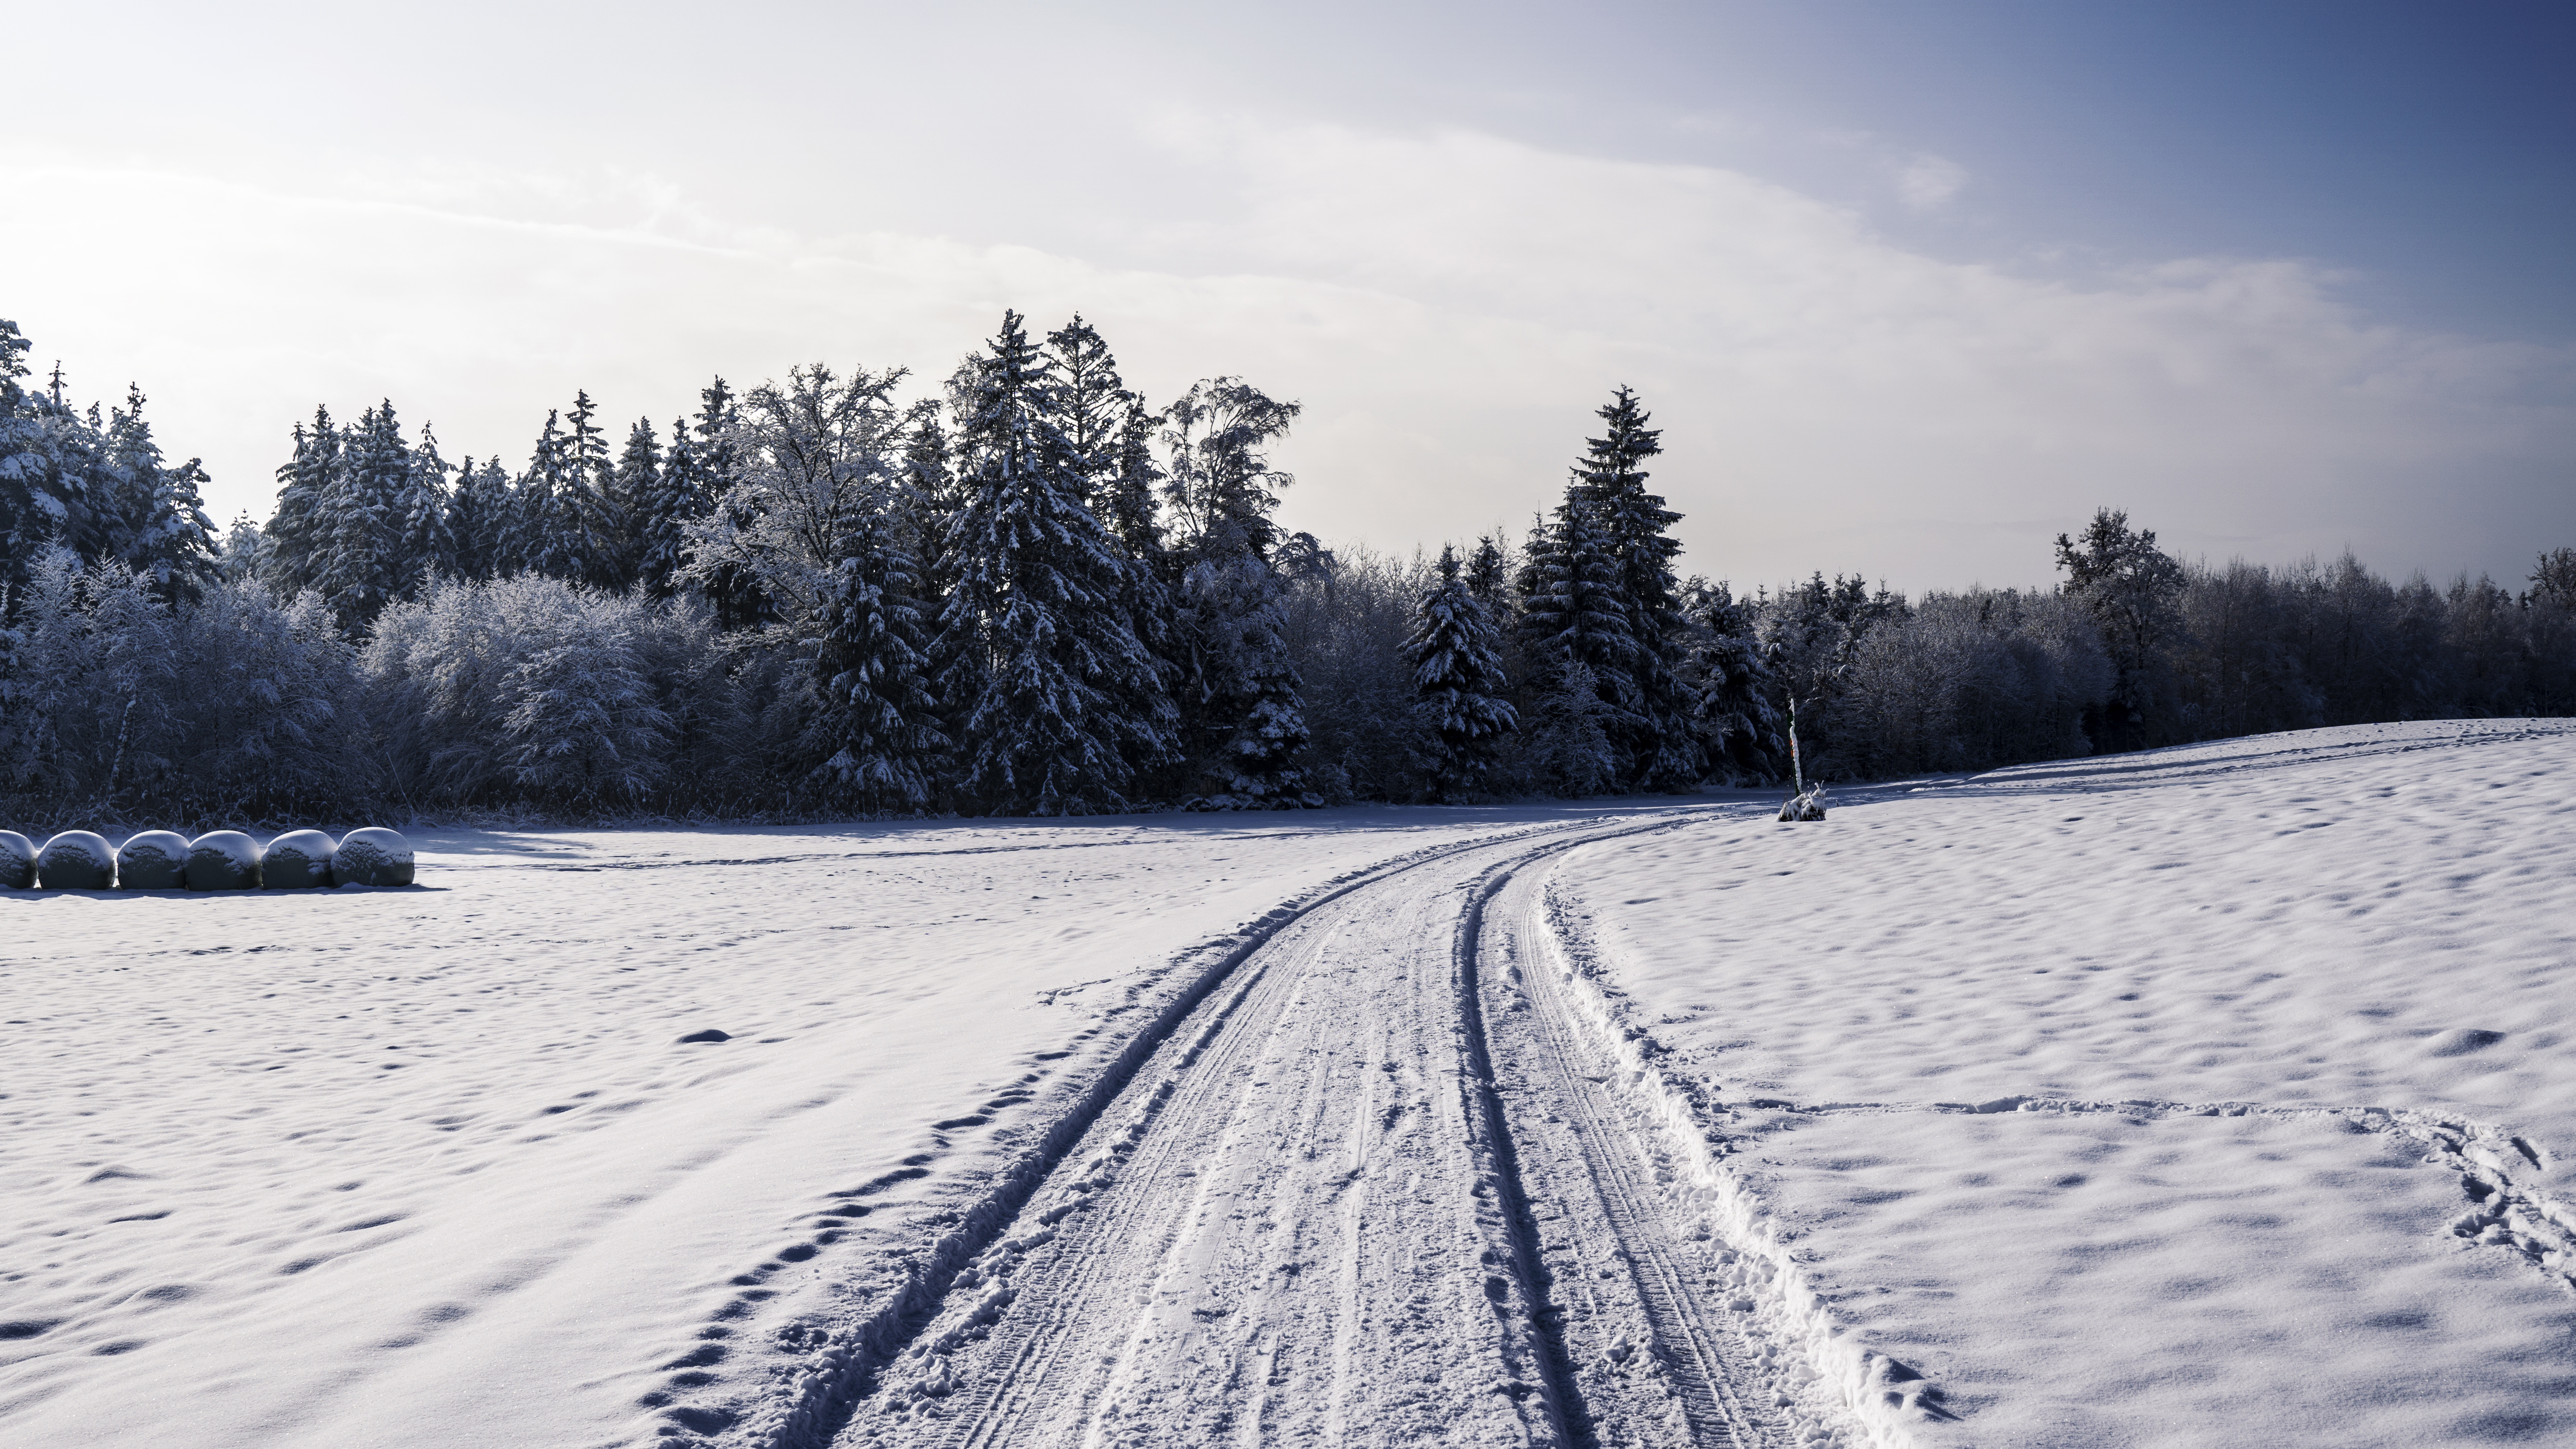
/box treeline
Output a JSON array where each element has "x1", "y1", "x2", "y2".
[{"x1": 3, "y1": 311, "x2": 2572, "y2": 828}]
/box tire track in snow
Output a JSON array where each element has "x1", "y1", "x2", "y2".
[
  {"x1": 1470, "y1": 861, "x2": 1787, "y2": 1447},
  {"x1": 702, "y1": 814, "x2": 1652, "y2": 1449},
  {"x1": 805, "y1": 807, "x2": 1759, "y2": 1449}
]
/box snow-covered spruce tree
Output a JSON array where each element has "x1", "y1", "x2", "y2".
[
  {"x1": 314, "y1": 401, "x2": 406, "y2": 630},
  {"x1": 1160, "y1": 376, "x2": 1311, "y2": 806},
  {"x1": 1681, "y1": 579, "x2": 1783, "y2": 785},
  {"x1": 600, "y1": 415, "x2": 663, "y2": 593},
  {"x1": 1569, "y1": 386, "x2": 1697, "y2": 790},
  {"x1": 890, "y1": 399, "x2": 960, "y2": 607},
  {"x1": 938, "y1": 310, "x2": 1162, "y2": 814},
  {"x1": 807, "y1": 503, "x2": 946, "y2": 813},
  {"x1": 446, "y1": 456, "x2": 512, "y2": 582},
  {"x1": 216, "y1": 512, "x2": 264, "y2": 585},
  {"x1": 0, "y1": 319, "x2": 64, "y2": 607},
  {"x1": 1406, "y1": 543, "x2": 1516, "y2": 801},
  {"x1": 559, "y1": 390, "x2": 629, "y2": 592},
  {"x1": 1516, "y1": 499, "x2": 1637, "y2": 794},
  {"x1": 261, "y1": 407, "x2": 340, "y2": 596},
  {"x1": 91, "y1": 385, "x2": 217, "y2": 601},
  {"x1": 1045, "y1": 318, "x2": 1179, "y2": 782},
  {"x1": 512, "y1": 409, "x2": 576, "y2": 582},
  {"x1": 633, "y1": 416, "x2": 710, "y2": 599},
  {"x1": 1465, "y1": 533, "x2": 1513, "y2": 613},
  {"x1": 389, "y1": 424, "x2": 456, "y2": 597}
]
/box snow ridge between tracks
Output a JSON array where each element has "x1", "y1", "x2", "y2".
[{"x1": 1529, "y1": 873, "x2": 1933, "y2": 1449}]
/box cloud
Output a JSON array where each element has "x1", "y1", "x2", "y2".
[
  {"x1": 1895, "y1": 153, "x2": 1968, "y2": 212},
  {"x1": 2, "y1": 118, "x2": 2568, "y2": 595}
]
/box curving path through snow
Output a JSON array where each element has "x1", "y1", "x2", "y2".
[{"x1": 823, "y1": 807, "x2": 1805, "y2": 1449}]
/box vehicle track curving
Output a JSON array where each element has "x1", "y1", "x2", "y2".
[{"x1": 819, "y1": 806, "x2": 1775, "y2": 1449}]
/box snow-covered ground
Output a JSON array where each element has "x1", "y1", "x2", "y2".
[
  {"x1": 1554, "y1": 718, "x2": 2576, "y2": 1446},
  {"x1": 0, "y1": 805, "x2": 1680, "y2": 1447},
  {"x1": 6, "y1": 720, "x2": 2573, "y2": 1448}
]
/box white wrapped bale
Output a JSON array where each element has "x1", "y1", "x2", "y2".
[
  {"x1": 261, "y1": 830, "x2": 338, "y2": 889},
  {"x1": 117, "y1": 831, "x2": 191, "y2": 890},
  {"x1": 0, "y1": 831, "x2": 36, "y2": 889},
  {"x1": 37, "y1": 831, "x2": 118, "y2": 889},
  {"x1": 330, "y1": 827, "x2": 415, "y2": 887},
  {"x1": 185, "y1": 831, "x2": 264, "y2": 891}
]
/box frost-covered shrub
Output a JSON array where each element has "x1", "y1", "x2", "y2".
[
  {"x1": 1280, "y1": 546, "x2": 1437, "y2": 802},
  {"x1": 164, "y1": 578, "x2": 373, "y2": 821},
  {"x1": 0, "y1": 830, "x2": 36, "y2": 888},
  {"x1": 1, "y1": 554, "x2": 181, "y2": 811},
  {"x1": 1838, "y1": 590, "x2": 2110, "y2": 776},
  {"x1": 366, "y1": 576, "x2": 723, "y2": 810},
  {"x1": 331, "y1": 826, "x2": 413, "y2": 886},
  {"x1": 0, "y1": 557, "x2": 370, "y2": 826},
  {"x1": 185, "y1": 831, "x2": 261, "y2": 890},
  {"x1": 116, "y1": 830, "x2": 189, "y2": 888},
  {"x1": 261, "y1": 829, "x2": 336, "y2": 888},
  {"x1": 37, "y1": 830, "x2": 116, "y2": 888}
]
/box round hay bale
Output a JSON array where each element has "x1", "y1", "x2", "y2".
[
  {"x1": 37, "y1": 831, "x2": 117, "y2": 890},
  {"x1": 261, "y1": 830, "x2": 338, "y2": 889},
  {"x1": 185, "y1": 831, "x2": 263, "y2": 891},
  {"x1": 0, "y1": 831, "x2": 36, "y2": 889},
  {"x1": 330, "y1": 827, "x2": 416, "y2": 887},
  {"x1": 116, "y1": 831, "x2": 192, "y2": 890}
]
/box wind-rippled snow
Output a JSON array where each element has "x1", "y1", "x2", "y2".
[{"x1": 1557, "y1": 719, "x2": 2576, "y2": 1446}]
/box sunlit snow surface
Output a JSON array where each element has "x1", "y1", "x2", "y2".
[
  {"x1": 1555, "y1": 718, "x2": 2576, "y2": 1446},
  {"x1": 0, "y1": 807, "x2": 1638, "y2": 1447},
  {"x1": 5, "y1": 721, "x2": 2573, "y2": 1448}
]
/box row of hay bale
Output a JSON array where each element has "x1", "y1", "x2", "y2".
[{"x1": 0, "y1": 828, "x2": 414, "y2": 891}]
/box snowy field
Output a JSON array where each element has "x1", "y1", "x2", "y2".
[
  {"x1": 1555, "y1": 718, "x2": 2576, "y2": 1446},
  {"x1": 0, "y1": 805, "x2": 1679, "y2": 1447},
  {"x1": 6, "y1": 719, "x2": 2574, "y2": 1448}
]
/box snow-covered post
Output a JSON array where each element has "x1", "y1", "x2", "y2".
[
  {"x1": 1778, "y1": 690, "x2": 1827, "y2": 822},
  {"x1": 1786, "y1": 693, "x2": 1806, "y2": 796}
]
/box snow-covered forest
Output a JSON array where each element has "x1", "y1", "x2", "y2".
[{"x1": 3, "y1": 310, "x2": 2573, "y2": 826}]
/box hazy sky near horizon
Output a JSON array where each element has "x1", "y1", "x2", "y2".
[{"x1": 8, "y1": 0, "x2": 2573, "y2": 593}]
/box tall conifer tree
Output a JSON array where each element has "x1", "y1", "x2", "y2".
[
  {"x1": 447, "y1": 457, "x2": 511, "y2": 582},
  {"x1": 390, "y1": 424, "x2": 456, "y2": 595},
  {"x1": 808, "y1": 502, "x2": 945, "y2": 812},
  {"x1": 634, "y1": 416, "x2": 707, "y2": 598},
  {"x1": 1408, "y1": 543, "x2": 1517, "y2": 801},
  {"x1": 513, "y1": 409, "x2": 574, "y2": 581},
  {"x1": 316, "y1": 401, "x2": 405, "y2": 628},
  {"x1": 938, "y1": 310, "x2": 1159, "y2": 814},
  {"x1": 264, "y1": 406, "x2": 340, "y2": 596},
  {"x1": 1568, "y1": 386, "x2": 1695, "y2": 789}
]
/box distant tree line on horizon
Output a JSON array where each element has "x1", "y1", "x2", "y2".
[{"x1": 4, "y1": 310, "x2": 2573, "y2": 829}]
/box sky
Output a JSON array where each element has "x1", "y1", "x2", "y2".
[{"x1": 6, "y1": 0, "x2": 2573, "y2": 594}]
